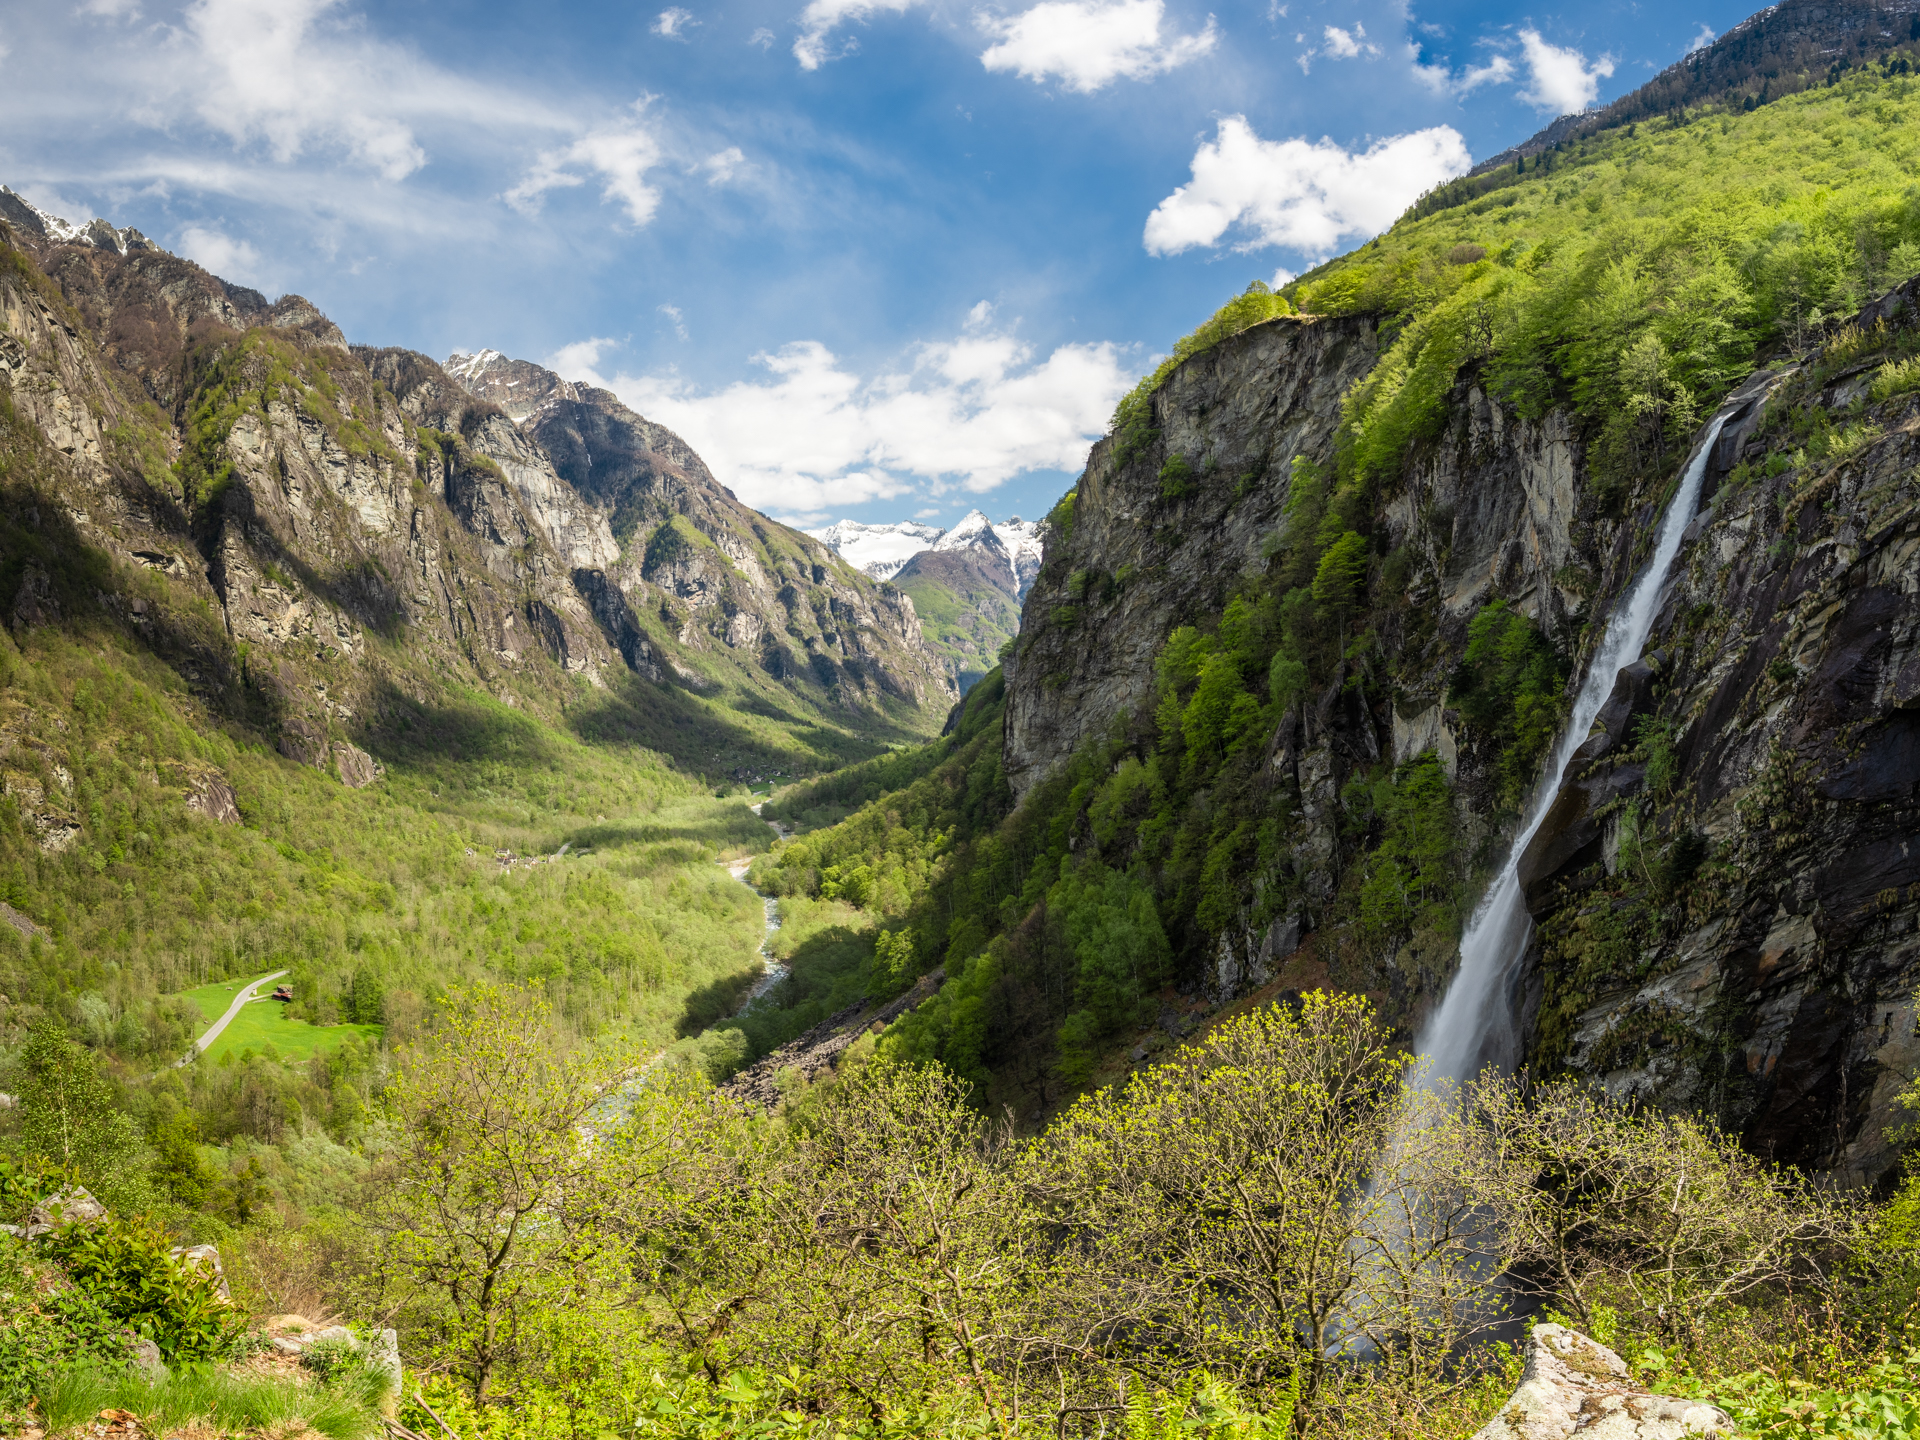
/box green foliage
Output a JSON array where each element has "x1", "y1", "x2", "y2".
[
  {"x1": 10, "y1": 1025, "x2": 150, "y2": 1214},
  {"x1": 1354, "y1": 754, "x2": 1460, "y2": 947},
  {"x1": 1450, "y1": 601, "x2": 1567, "y2": 808},
  {"x1": 45, "y1": 1212, "x2": 247, "y2": 1360},
  {"x1": 31, "y1": 1364, "x2": 385, "y2": 1440},
  {"x1": 1309, "y1": 530, "x2": 1368, "y2": 610},
  {"x1": 1158, "y1": 453, "x2": 1195, "y2": 499},
  {"x1": 1869, "y1": 353, "x2": 1920, "y2": 401},
  {"x1": 1284, "y1": 75, "x2": 1920, "y2": 493}
]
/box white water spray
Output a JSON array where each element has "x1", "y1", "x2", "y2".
[{"x1": 1414, "y1": 411, "x2": 1732, "y2": 1086}]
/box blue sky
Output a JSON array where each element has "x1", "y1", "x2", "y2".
[{"x1": 2, "y1": 0, "x2": 1744, "y2": 530}]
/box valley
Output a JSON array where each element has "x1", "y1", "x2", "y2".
[{"x1": 6, "y1": 4, "x2": 1920, "y2": 1438}]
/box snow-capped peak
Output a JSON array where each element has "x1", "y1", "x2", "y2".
[
  {"x1": 445, "y1": 349, "x2": 509, "y2": 384},
  {"x1": 0, "y1": 187, "x2": 160, "y2": 257},
  {"x1": 809, "y1": 519, "x2": 945, "y2": 580},
  {"x1": 932, "y1": 509, "x2": 1004, "y2": 558},
  {"x1": 809, "y1": 509, "x2": 1046, "y2": 597}
]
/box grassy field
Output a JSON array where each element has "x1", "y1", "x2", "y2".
[
  {"x1": 197, "y1": 998, "x2": 382, "y2": 1064},
  {"x1": 178, "y1": 974, "x2": 277, "y2": 1026},
  {"x1": 174, "y1": 973, "x2": 383, "y2": 1063}
]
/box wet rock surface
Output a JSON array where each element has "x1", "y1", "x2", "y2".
[{"x1": 1518, "y1": 279, "x2": 1920, "y2": 1179}]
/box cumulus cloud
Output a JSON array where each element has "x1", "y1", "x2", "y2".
[
  {"x1": 978, "y1": 0, "x2": 1217, "y2": 92},
  {"x1": 546, "y1": 337, "x2": 618, "y2": 376},
  {"x1": 793, "y1": 0, "x2": 923, "y2": 69},
  {"x1": 1412, "y1": 50, "x2": 1513, "y2": 96},
  {"x1": 176, "y1": 224, "x2": 269, "y2": 286},
  {"x1": 654, "y1": 7, "x2": 698, "y2": 35},
  {"x1": 555, "y1": 317, "x2": 1130, "y2": 516},
  {"x1": 1515, "y1": 28, "x2": 1614, "y2": 114},
  {"x1": 506, "y1": 103, "x2": 666, "y2": 225},
  {"x1": 1143, "y1": 116, "x2": 1471, "y2": 257},
  {"x1": 1321, "y1": 23, "x2": 1377, "y2": 58},
  {"x1": 749, "y1": 25, "x2": 776, "y2": 46},
  {"x1": 1686, "y1": 23, "x2": 1715, "y2": 54}
]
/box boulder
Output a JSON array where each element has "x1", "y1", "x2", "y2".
[
  {"x1": 126, "y1": 1335, "x2": 168, "y2": 1381},
  {"x1": 368, "y1": 1328, "x2": 403, "y2": 1413},
  {"x1": 1469, "y1": 1325, "x2": 1731, "y2": 1440},
  {"x1": 27, "y1": 1187, "x2": 106, "y2": 1235},
  {"x1": 183, "y1": 768, "x2": 241, "y2": 824},
  {"x1": 169, "y1": 1242, "x2": 230, "y2": 1299},
  {"x1": 332, "y1": 742, "x2": 377, "y2": 788}
]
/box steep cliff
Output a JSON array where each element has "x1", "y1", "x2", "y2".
[{"x1": 1515, "y1": 285, "x2": 1920, "y2": 1179}]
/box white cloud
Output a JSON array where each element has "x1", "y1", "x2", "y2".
[
  {"x1": 793, "y1": 0, "x2": 923, "y2": 69},
  {"x1": 78, "y1": 0, "x2": 143, "y2": 17},
  {"x1": 176, "y1": 224, "x2": 269, "y2": 287},
  {"x1": 1143, "y1": 116, "x2": 1470, "y2": 257},
  {"x1": 654, "y1": 7, "x2": 698, "y2": 37},
  {"x1": 750, "y1": 25, "x2": 776, "y2": 46},
  {"x1": 547, "y1": 337, "x2": 617, "y2": 377},
  {"x1": 698, "y1": 146, "x2": 745, "y2": 184},
  {"x1": 1270, "y1": 265, "x2": 1296, "y2": 288},
  {"x1": 978, "y1": 0, "x2": 1217, "y2": 93},
  {"x1": 556, "y1": 317, "x2": 1131, "y2": 516},
  {"x1": 1515, "y1": 28, "x2": 1614, "y2": 114},
  {"x1": 1322, "y1": 23, "x2": 1377, "y2": 58},
  {"x1": 177, "y1": 0, "x2": 470, "y2": 180},
  {"x1": 1411, "y1": 50, "x2": 1513, "y2": 95},
  {"x1": 658, "y1": 303, "x2": 689, "y2": 339},
  {"x1": 506, "y1": 103, "x2": 666, "y2": 225},
  {"x1": 1685, "y1": 23, "x2": 1715, "y2": 54}
]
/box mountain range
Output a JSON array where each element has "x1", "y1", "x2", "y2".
[{"x1": 0, "y1": 185, "x2": 957, "y2": 795}]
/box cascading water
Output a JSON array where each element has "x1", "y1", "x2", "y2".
[{"x1": 1413, "y1": 410, "x2": 1733, "y2": 1087}]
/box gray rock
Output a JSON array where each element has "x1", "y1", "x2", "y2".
[
  {"x1": 169, "y1": 1242, "x2": 230, "y2": 1300},
  {"x1": 367, "y1": 1328, "x2": 403, "y2": 1411},
  {"x1": 126, "y1": 1335, "x2": 168, "y2": 1381},
  {"x1": 312, "y1": 1325, "x2": 357, "y2": 1346},
  {"x1": 332, "y1": 742, "x2": 378, "y2": 788},
  {"x1": 28, "y1": 1187, "x2": 106, "y2": 1231},
  {"x1": 272, "y1": 1336, "x2": 306, "y2": 1355},
  {"x1": 1469, "y1": 1325, "x2": 1730, "y2": 1440}
]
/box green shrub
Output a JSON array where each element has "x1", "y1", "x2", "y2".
[
  {"x1": 44, "y1": 1213, "x2": 246, "y2": 1361},
  {"x1": 1450, "y1": 601, "x2": 1568, "y2": 808}
]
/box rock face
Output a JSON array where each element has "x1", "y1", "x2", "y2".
[
  {"x1": 1515, "y1": 276, "x2": 1920, "y2": 1178},
  {"x1": 447, "y1": 348, "x2": 952, "y2": 717},
  {"x1": 1469, "y1": 1325, "x2": 1730, "y2": 1440},
  {"x1": 1005, "y1": 314, "x2": 1380, "y2": 802}
]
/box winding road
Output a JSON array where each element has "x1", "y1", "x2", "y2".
[{"x1": 181, "y1": 969, "x2": 289, "y2": 1064}]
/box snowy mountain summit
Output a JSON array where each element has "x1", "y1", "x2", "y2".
[
  {"x1": 0, "y1": 186, "x2": 160, "y2": 257},
  {"x1": 811, "y1": 510, "x2": 1043, "y2": 596}
]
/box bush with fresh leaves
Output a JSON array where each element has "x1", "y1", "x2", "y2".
[{"x1": 45, "y1": 1212, "x2": 246, "y2": 1361}]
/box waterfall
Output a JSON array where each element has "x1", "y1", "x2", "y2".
[{"x1": 1413, "y1": 411, "x2": 1732, "y2": 1086}]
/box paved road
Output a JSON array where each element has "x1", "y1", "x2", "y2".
[{"x1": 183, "y1": 969, "x2": 289, "y2": 1063}]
